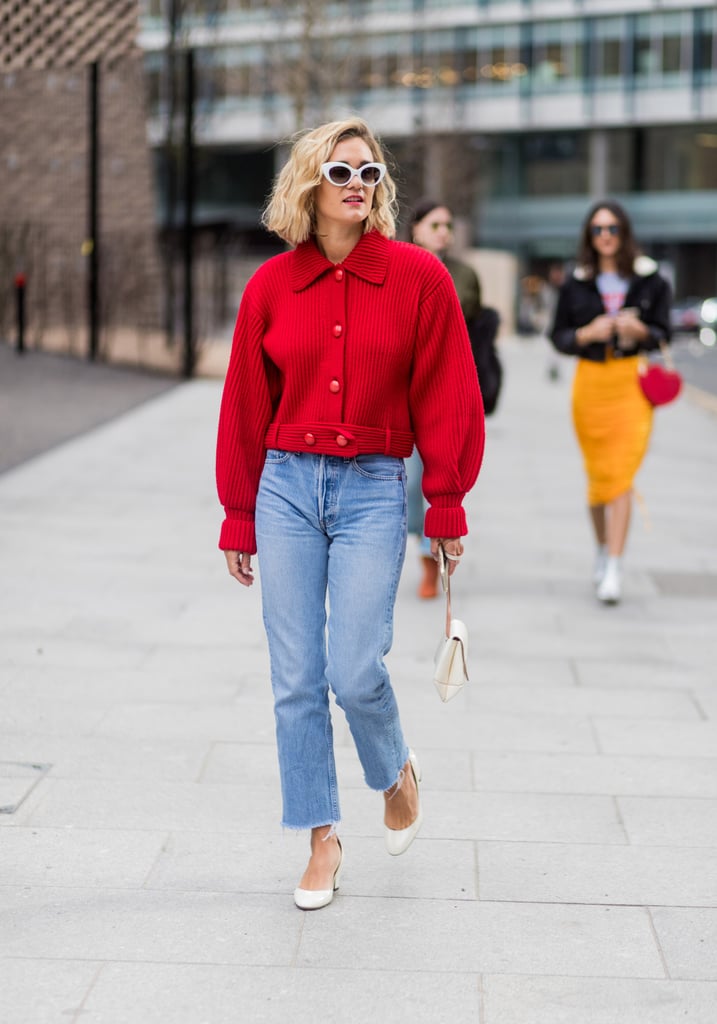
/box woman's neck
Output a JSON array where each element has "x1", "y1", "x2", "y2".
[
  {"x1": 598, "y1": 256, "x2": 618, "y2": 275},
  {"x1": 314, "y1": 223, "x2": 365, "y2": 264}
]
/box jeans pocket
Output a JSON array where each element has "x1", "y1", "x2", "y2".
[
  {"x1": 264, "y1": 448, "x2": 294, "y2": 465},
  {"x1": 351, "y1": 454, "x2": 404, "y2": 481}
]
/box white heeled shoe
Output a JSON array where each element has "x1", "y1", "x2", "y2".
[
  {"x1": 293, "y1": 838, "x2": 343, "y2": 911},
  {"x1": 385, "y1": 750, "x2": 423, "y2": 856},
  {"x1": 597, "y1": 559, "x2": 622, "y2": 604}
]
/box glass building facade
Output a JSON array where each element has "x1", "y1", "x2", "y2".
[{"x1": 139, "y1": 0, "x2": 717, "y2": 297}]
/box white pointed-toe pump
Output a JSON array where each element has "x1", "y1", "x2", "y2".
[{"x1": 385, "y1": 750, "x2": 423, "y2": 856}]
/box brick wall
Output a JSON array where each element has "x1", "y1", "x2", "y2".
[{"x1": 0, "y1": 1, "x2": 163, "y2": 357}]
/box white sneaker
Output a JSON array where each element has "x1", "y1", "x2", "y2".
[
  {"x1": 597, "y1": 559, "x2": 621, "y2": 604},
  {"x1": 593, "y1": 546, "x2": 608, "y2": 587}
]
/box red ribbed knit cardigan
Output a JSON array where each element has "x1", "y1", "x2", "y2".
[{"x1": 216, "y1": 229, "x2": 485, "y2": 553}]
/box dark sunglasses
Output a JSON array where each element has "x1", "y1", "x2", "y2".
[
  {"x1": 590, "y1": 224, "x2": 620, "y2": 237},
  {"x1": 430, "y1": 221, "x2": 453, "y2": 231},
  {"x1": 320, "y1": 161, "x2": 386, "y2": 187}
]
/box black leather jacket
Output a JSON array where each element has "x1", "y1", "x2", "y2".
[{"x1": 550, "y1": 258, "x2": 672, "y2": 362}]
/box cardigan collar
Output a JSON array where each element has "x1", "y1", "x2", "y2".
[{"x1": 290, "y1": 229, "x2": 390, "y2": 291}]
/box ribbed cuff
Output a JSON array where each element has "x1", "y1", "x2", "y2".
[
  {"x1": 424, "y1": 505, "x2": 468, "y2": 540},
  {"x1": 219, "y1": 516, "x2": 257, "y2": 554}
]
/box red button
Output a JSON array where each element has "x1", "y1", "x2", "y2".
[
  {"x1": 334, "y1": 268, "x2": 344, "y2": 281},
  {"x1": 332, "y1": 323, "x2": 343, "y2": 337},
  {"x1": 329, "y1": 379, "x2": 341, "y2": 393},
  {"x1": 304, "y1": 433, "x2": 315, "y2": 445},
  {"x1": 335, "y1": 434, "x2": 348, "y2": 447}
]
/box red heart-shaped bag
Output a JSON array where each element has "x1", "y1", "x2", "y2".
[{"x1": 638, "y1": 364, "x2": 682, "y2": 406}]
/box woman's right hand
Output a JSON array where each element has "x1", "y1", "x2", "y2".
[
  {"x1": 224, "y1": 550, "x2": 254, "y2": 587},
  {"x1": 577, "y1": 314, "x2": 614, "y2": 345}
]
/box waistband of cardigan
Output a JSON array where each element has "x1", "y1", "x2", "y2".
[{"x1": 264, "y1": 422, "x2": 415, "y2": 458}]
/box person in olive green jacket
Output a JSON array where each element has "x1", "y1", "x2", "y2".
[{"x1": 408, "y1": 198, "x2": 502, "y2": 597}]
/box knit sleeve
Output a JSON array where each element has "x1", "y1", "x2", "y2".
[
  {"x1": 215, "y1": 283, "x2": 274, "y2": 553},
  {"x1": 550, "y1": 283, "x2": 580, "y2": 355},
  {"x1": 409, "y1": 274, "x2": 485, "y2": 539},
  {"x1": 642, "y1": 274, "x2": 672, "y2": 351}
]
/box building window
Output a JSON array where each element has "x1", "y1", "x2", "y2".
[
  {"x1": 530, "y1": 20, "x2": 584, "y2": 93},
  {"x1": 419, "y1": 28, "x2": 479, "y2": 89},
  {"x1": 695, "y1": 10, "x2": 717, "y2": 83},
  {"x1": 485, "y1": 132, "x2": 590, "y2": 198},
  {"x1": 643, "y1": 124, "x2": 717, "y2": 191},
  {"x1": 385, "y1": 34, "x2": 418, "y2": 90},
  {"x1": 594, "y1": 16, "x2": 625, "y2": 88},
  {"x1": 521, "y1": 132, "x2": 589, "y2": 196},
  {"x1": 635, "y1": 11, "x2": 691, "y2": 88},
  {"x1": 476, "y1": 24, "x2": 523, "y2": 91}
]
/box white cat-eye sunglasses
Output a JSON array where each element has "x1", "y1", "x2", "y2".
[{"x1": 320, "y1": 161, "x2": 387, "y2": 187}]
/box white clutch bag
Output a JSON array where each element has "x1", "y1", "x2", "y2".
[{"x1": 433, "y1": 545, "x2": 469, "y2": 703}]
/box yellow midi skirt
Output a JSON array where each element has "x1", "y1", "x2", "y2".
[{"x1": 572, "y1": 355, "x2": 653, "y2": 506}]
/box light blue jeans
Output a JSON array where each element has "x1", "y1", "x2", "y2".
[{"x1": 255, "y1": 450, "x2": 410, "y2": 831}]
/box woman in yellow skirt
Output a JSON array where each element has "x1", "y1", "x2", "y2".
[{"x1": 550, "y1": 201, "x2": 671, "y2": 604}]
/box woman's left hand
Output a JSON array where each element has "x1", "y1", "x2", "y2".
[
  {"x1": 430, "y1": 537, "x2": 464, "y2": 576},
  {"x1": 224, "y1": 550, "x2": 254, "y2": 587},
  {"x1": 614, "y1": 310, "x2": 649, "y2": 343}
]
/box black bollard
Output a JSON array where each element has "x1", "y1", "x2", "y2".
[{"x1": 14, "y1": 273, "x2": 26, "y2": 354}]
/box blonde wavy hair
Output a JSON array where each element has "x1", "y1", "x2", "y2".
[{"x1": 262, "y1": 117, "x2": 398, "y2": 246}]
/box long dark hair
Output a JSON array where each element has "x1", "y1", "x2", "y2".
[{"x1": 578, "y1": 199, "x2": 639, "y2": 279}]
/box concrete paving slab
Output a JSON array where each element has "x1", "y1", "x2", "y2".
[
  {"x1": 1, "y1": 638, "x2": 151, "y2": 672},
  {"x1": 466, "y1": 683, "x2": 701, "y2": 719},
  {"x1": 593, "y1": 717, "x2": 717, "y2": 757},
  {"x1": 22, "y1": 778, "x2": 281, "y2": 833},
  {"x1": 472, "y1": 751, "x2": 717, "y2": 798},
  {"x1": 78, "y1": 963, "x2": 481, "y2": 1024},
  {"x1": 0, "y1": 696, "x2": 109, "y2": 736},
  {"x1": 297, "y1": 899, "x2": 664, "y2": 978},
  {"x1": 666, "y1": 635, "x2": 717, "y2": 669},
  {"x1": 0, "y1": 827, "x2": 168, "y2": 887},
  {"x1": 0, "y1": 759, "x2": 50, "y2": 813},
  {"x1": 0, "y1": 734, "x2": 209, "y2": 782},
  {"x1": 478, "y1": 840, "x2": 717, "y2": 907},
  {"x1": 137, "y1": 644, "x2": 271, "y2": 679},
  {"x1": 461, "y1": 625, "x2": 675, "y2": 661},
  {"x1": 3, "y1": 886, "x2": 302, "y2": 964},
  {"x1": 1, "y1": 666, "x2": 242, "y2": 704},
  {"x1": 574, "y1": 659, "x2": 712, "y2": 690},
  {"x1": 483, "y1": 976, "x2": 717, "y2": 1024},
  {"x1": 650, "y1": 907, "x2": 717, "y2": 980},
  {"x1": 92, "y1": 697, "x2": 276, "y2": 743},
  {"x1": 693, "y1": 690, "x2": 717, "y2": 718},
  {"x1": 416, "y1": 791, "x2": 626, "y2": 845},
  {"x1": 618, "y1": 796, "x2": 717, "y2": 847},
  {"x1": 0, "y1": 958, "x2": 101, "y2": 1024}
]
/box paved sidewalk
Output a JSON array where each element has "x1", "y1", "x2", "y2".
[
  {"x1": 0, "y1": 342, "x2": 177, "y2": 474},
  {"x1": 1, "y1": 337, "x2": 716, "y2": 1023}
]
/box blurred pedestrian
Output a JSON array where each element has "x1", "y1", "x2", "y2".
[
  {"x1": 408, "y1": 197, "x2": 500, "y2": 598},
  {"x1": 534, "y1": 263, "x2": 566, "y2": 381},
  {"x1": 216, "y1": 118, "x2": 485, "y2": 910},
  {"x1": 550, "y1": 199, "x2": 671, "y2": 604}
]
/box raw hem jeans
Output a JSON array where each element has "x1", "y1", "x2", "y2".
[{"x1": 255, "y1": 450, "x2": 410, "y2": 831}]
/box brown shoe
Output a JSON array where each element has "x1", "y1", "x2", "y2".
[{"x1": 417, "y1": 556, "x2": 439, "y2": 599}]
